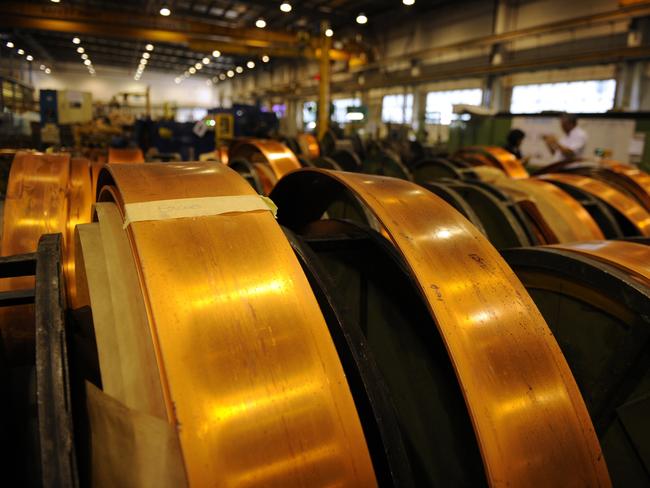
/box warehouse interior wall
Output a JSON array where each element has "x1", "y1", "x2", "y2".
[
  {"x1": 31, "y1": 63, "x2": 218, "y2": 110},
  {"x1": 213, "y1": 0, "x2": 646, "y2": 136}
]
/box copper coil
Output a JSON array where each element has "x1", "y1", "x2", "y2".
[
  {"x1": 271, "y1": 169, "x2": 609, "y2": 487},
  {"x1": 456, "y1": 146, "x2": 529, "y2": 179},
  {"x1": 108, "y1": 147, "x2": 145, "y2": 164},
  {"x1": 479, "y1": 173, "x2": 604, "y2": 243},
  {"x1": 297, "y1": 134, "x2": 320, "y2": 159},
  {"x1": 229, "y1": 139, "x2": 301, "y2": 193},
  {"x1": 550, "y1": 240, "x2": 650, "y2": 285},
  {"x1": 0, "y1": 152, "x2": 93, "y2": 359},
  {"x1": 591, "y1": 162, "x2": 650, "y2": 211},
  {"x1": 540, "y1": 173, "x2": 650, "y2": 237},
  {"x1": 93, "y1": 163, "x2": 376, "y2": 487}
]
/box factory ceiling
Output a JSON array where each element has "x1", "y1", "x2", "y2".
[{"x1": 0, "y1": 0, "x2": 453, "y2": 78}]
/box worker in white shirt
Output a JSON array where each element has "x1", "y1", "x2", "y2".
[{"x1": 542, "y1": 114, "x2": 588, "y2": 163}]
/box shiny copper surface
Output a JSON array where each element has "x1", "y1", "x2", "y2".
[
  {"x1": 550, "y1": 241, "x2": 650, "y2": 285},
  {"x1": 107, "y1": 147, "x2": 145, "y2": 164},
  {"x1": 458, "y1": 146, "x2": 529, "y2": 179},
  {"x1": 294, "y1": 169, "x2": 609, "y2": 487},
  {"x1": 297, "y1": 134, "x2": 320, "y2": 159},
  {"x1": 494, "y1": 178, "x2": 604, "y2": 243},
  {"x1": 482, "y1": 146, "x2": 529, "y2": 179},
  {"x1": 1, "y1": 152, "x2": 70, "y2": 360},
  {"x1": 98, "y1": 163, "x2": 376, "y2": 487},
  {"x1": 230, "y1": 139, "x2": 301, "y2": 183},
  {"x1": 65, "y1": 158, "x2": 93, "y2": 308},
  {"x1": 596, "y1": 163, "x2": 650, "y2": 210},
  {"x1": 540, "y1": 173, "x2": 650, "y2": 237}
]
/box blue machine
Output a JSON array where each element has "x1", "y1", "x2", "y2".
[
  {"x1": 39, "y1": 89, "x2": 59, "y2": 124},
  {"x1": 135, "y1": 104, "x2": 279, "y2": 160}
]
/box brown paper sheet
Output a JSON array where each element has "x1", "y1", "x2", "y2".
[{"x1": 86, "y1": 382, "x2": 187, "y2": 488}]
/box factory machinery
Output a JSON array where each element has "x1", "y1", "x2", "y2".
[{"x1": 0, "y1": 136, "x2": 649, "y2": 487}]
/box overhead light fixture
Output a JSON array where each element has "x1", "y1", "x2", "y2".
[
  {"x1": 212, "y1": 50, "x2": 221, "y2": 58},
  {"x1": 26, "y1": 55, "x2": 33, "y2": 61},
  {"x1": 72, "y1": 37, "x2": 80, "y2": 44},
  {"x1": 141, "y1": 59, "x2": 148, "y2": 65},
  {"x1": 246, "y1": 60, "x2": 255, "y2": 69},
  {"x1": 45, "y1": 68, "x2": 51, "y2": 74},
  {"x1": 262, "y1": 55, "x2": 270, "y2": 63},
  {"x1": 175, "y1": 78, "x2": 181, "y2": 84},
  {"x1": 159, "y1": 6, "x2": 171, "y2": 16},
  {"x1": 235, "y1": 66, "x2": 243, "y2": 73},
  {"x1": 202, "y1": 57, "x2": 210, "y2": 64},
  {"x1": 325, "y1": 28, "x2": 334, "y2": 37},
  {"x1": 84, "y1": 59, "x2": 91, "y2": 66},
  {"x1": 146, "y1": 44, "x2": 154, "y2": 51},
  {"x1": 206, "y1": 80, "x2": 212, "y2": 86},
  {"x1": 219, "y1": 73, "x2": 226, "y2": 80},
  {"x1": 143, "y1": 52, "x2": 150, "y2": 59},
  {"x1": 227, "y1": 70, "x2": 234, "y2": 77},
  {"x1": 403, "y1": 0, "x2": 415, "y2": 4},
  {"x1": 356, "y1": 13, "x2": 368, "y2": 24},
  {"x1": 51, "y1": 0, "x2": 60, "y2": 3},
  {"x1": 255, "y1": 18, "x2": 267, "y2": 28},
  {"x1": 77, "y1": 47, "x2": 84, "y2": 53},
  {"x1": 189, "y1": 67, "x2": 196, "y2": 74},
  {"x1": 17, "y1": 49, "x2": 24, "y2": 55},
  {"x1": 280, "y1": 2, "x2": 292, "y2": 12},
  {"x1": 195, "y1": 62, "x2": 202, "y2": 69},
  {"x1": 6, "y1": 41, "x2": 14, "y2": 48},
  {"x1": 81, "y1": 53, "x2": 88, "y2": 60},
  {"x1": 39, "y1": 64, "x2": 45, "y2": 70}
]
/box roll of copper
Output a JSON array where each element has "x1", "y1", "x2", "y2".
[
  {"x1": 271, "y1": 169, "x2": 609, "y2": 487},
  {"x1": 456, "y1": 146, "x2": 529, "y2": 179},
  {"x1": 65, "y1": 157, "x2": 93, "y2": 307},
  {"x1": 484, "y1": 175, "x2": 604, "y2": 243},
  {"x1": 229, "y1": 139, "x2": 301, "y2": 190},
  {"x1": 550, "y1": 240, "x2": 650, "y2": 285},
  {"x1": 107, "y1": 147, "x2": 145, "y2": 164},
  {"x1": 0, "y1": 152, "x2": 93, "y2": 359},
  {"x1": 540, "y1": 173, "x2": 650, "y2": 237},
  {"x1": 297, "y1": 133, "x2": 320, "y2": 159},
  {"x1": 590, "y1": 163, "x2": 650, "y2": 211},
  {"x1": 95, "y1": 163, "x2": 376, "y2": 487}
]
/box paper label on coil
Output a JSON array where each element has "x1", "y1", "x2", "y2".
[{"x1": 123, "y1": 195, "x2": 277, "y2": 228}]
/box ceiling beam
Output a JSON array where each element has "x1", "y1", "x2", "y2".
[
  {"x1": 1, "y1": 2, "x2": 298, "y2": 44},
  {"x1": 0, "y1": 2, "x2": 310, "y2": 58}
]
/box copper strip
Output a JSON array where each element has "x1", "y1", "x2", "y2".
[
  {"x1": 550, "y1": 241, "x2": 650, "y2": 285},
  {"x1": 0, "y1": 152, "x2": 71, "y2": 360},
  {"x1": 97, "y1": 163, "x2": 376, "y2": 487},
  {"x1": 274, "y1": 169, "x2": 609, "y2": 487},
  {"x1": 297, "y1": 134, "x2": 320, "y2": 159},
  {"x1": 596, "y1": 163, "x2": 650, "y2": 211},
  {"x1": 458, "y1": 146, "x2": 529, "y2": 179},
  {"x1": 540, "y1": 173, "x2": 650, "y2": 237},
  {"x1": 108, "y1": 147, "x2": 145, "y2": 164},
  {"x1": 65, "y1": 157, "x2": 93, "y2": 308},
  {"x1": 230, "y1": 139, "x2": 301, "y2": 183},
  {"x1": 492, "y1": 178, "x2": 604, "y2": 243}
]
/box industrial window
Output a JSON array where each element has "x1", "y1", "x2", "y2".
[
  {"x1": 303, "y1": 101, "x2": 317, "y2": 130},
  {"x1": 382, "y1": 94, "x2": 413, "y2": 124},
  {"x1": 510, "y1": 80, "x2": 616, "y2": 114},
  {"x1": 425, "y1": 89, "x2": 482, "y2": 125},
  {"x1": 332, "y1": 98, "x2": 361, "y2": 124}
]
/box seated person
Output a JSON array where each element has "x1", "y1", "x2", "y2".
[{"x1": 503, "y1": 128, "x2": 525, "y2": 159}]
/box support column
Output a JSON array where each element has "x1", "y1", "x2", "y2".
[{"x1": 317, "y1": 21, "x2": 331, "y2": 140}]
